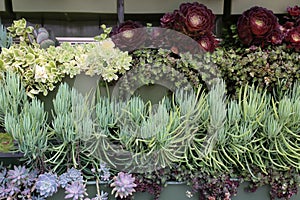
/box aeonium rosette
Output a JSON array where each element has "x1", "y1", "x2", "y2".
[
  {"x1": 179, "y1": 2, "x2": 215, "y2": 35},
  {"x1": 237, "y1": 6, "x2": 282, "y2": 46},
  {"x1": 160, "y1": 2, "x2": 218, "y2": 52},
  {"x1": 282, "y1": 5, "x2": 300, "y2": 51},
  {"x1": 285, "y1": 26, "x2": 300, "y2": 50},
  {"x1": 197, "y1": 33, "x2": 219, "y2": 52},
  {"x1": 110, "y1": 20, "x2": 146, "y2": 50},
  {"x1": 287, "y1": 5, "x2": 300, "y2": 17}
]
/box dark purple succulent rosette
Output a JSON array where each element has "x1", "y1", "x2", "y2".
[
  {"x1": 287, "y1": 5, "x2": 300, "y2": 17},
  {"x1": 161, "y1": 10, "x2": 184, "y2": 32},
  {"x1": 179, "y1": 2, "x2": 215, "y2": 35},
  {"x1": 110, "y1": 20, "x2": 146, "y2": 51},
  {"x1": 267, "y1": 27, "x2": 284, "y2": 45},
  {"x1": 268, "y1": 29, "x2": 284, "y2": 45},
  {"x1": 160, "y1": 12, "x2": 176, "y2": 29},
  {"x1": 237, "y1": 6, "x2": 280, "y2": 46},
  {"x1": 160, "y1": 2, "x2": 217, "y2": 52},
  {"x1": 196, "y1": 32, "x2": 219, "y2": 52},
  {"x1": 285, "y1": 26, "x2": 300, "y2": 50}
]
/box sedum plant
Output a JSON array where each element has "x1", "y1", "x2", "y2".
[
  {"x1": 211, "y1": 45, "x2": 300, "y2": 97},
  {"x1": 0, "y1": 133, "x2": 14, "y2": 152}
]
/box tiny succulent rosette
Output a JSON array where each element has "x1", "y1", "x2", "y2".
[
  {"x1": 36, "y1": 172, "x2": 59, "y2": 198},
  {"x1": 110, "y1": 172, "x2": 137, "y2": 199},
  {"x1": 237, "y1": 6, "x2": 281, "y2": 46}
]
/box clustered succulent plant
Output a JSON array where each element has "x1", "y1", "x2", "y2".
[
  {"x1": 33, "y1": 27, "x2": 56, "y2": 49},
  {"x1": 0, "y1": 164, "x2": 122, "y2": 200},
  {"x1": 210, "y1": 44, "x2": 300, "y2": 96},
  {"x1": 160, "y1": 2, "x2": 218, "y2": 52},
  {"x1": 0, "y1": 165, "x2": 38, "y2": 199},
  {"x1": 236, "y1": 5, "x2": 300, "y2": 50}
]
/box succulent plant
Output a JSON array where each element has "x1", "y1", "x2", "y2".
[
  {"x1": 7, "y1": 18, "x2": 35, "y2": 44},
  {"x1": 0, "y1": 168, "x2": 7, "y2": 184},
  {"x1": 65, "y1": 181, "x2": 87, "y2": 200},
  {"x1": 35, "y1": 172, "x2": 59, "y2": 198},
  {"x1": 110, "y1": 172, "x2": 137, "y2": 199},
  {"x1": 58, "y1": 167, "x2": 84, "y2": 188},
  {"x1": 0, "y1": 132, "x2": 14, "y2": 152},
  {"x1": 31, "y1": 195, "x2": 46, "y2": 200},
  {"x1": 5, "y1": 182, "x2": 20, "y2": 196},
  {"x1": 83, "y1": 38, "x2": 132, "y2": 82},
  {"x1": 67, "y1": 168, "x2": 84, "y2": 183},
  {"x1": 160, "y1": 2, "x2": 218, "y2": 52},
  {"x1": 7, "y1": 165, "x2": 30, "y2": 186},
  {"x1": 33, "y1": 27, "x2": 56, "y2": 49},
  {"x1": 0, "y1": 20, "x2": 12, "y2": 50}
]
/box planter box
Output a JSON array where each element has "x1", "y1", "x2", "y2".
[
  {"x1": 233, "y1": 182, "x2": 300, "y2": 200},
  {"x1": 11, "y1": 0, "x2": 116, "y2": 13},
  {"x1": 124, "y1": 0, "x2": 223, "y2": 14},
  {"x1": 48, "y1": 181, "x2": 198, "y2": 200},
  {"x1": 231, "y1": 0, "x2": 299, "y2": 14},
  {"x1": 0, "y1": 152, "x2": 23, "y2": 166}
]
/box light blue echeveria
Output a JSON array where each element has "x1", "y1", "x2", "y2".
[
  {"x1": 58, "y1": 172, "x2": 70, "y2": 188},
  {"x1": 59, "y1": 167, "x2": 84, "y2": 189},
  {"x1": 67, "y1": 168, "x2": 83, "y2": 183},
  {"x1": 36, "y1": 172, "x2": 59, "y2": 198},
  {"x1": 64, "y1": 181, "x2": 87, "y2": 200}
]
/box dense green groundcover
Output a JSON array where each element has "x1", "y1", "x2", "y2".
[{"x1": 0, "y1": 2, "x2": 300, "y2": 200}]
